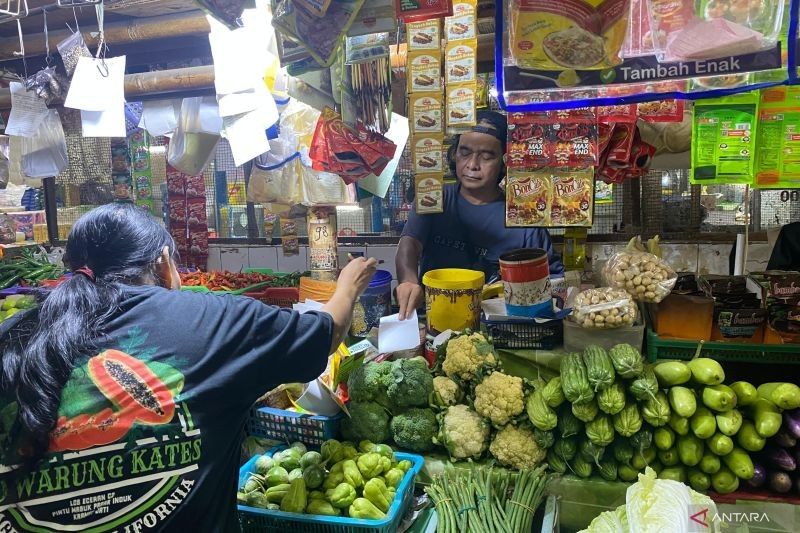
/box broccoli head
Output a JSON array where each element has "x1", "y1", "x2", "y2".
[
  {"x1": 387, "y1": 357, "x2": 433, "y2": 409},
  {"x1": 341, "y1": 401, "x2": 391, "y2": 443},
  {"x1": 390, "y1": 408, "x2": 438, "y2": 453},
  {"x1": 347, "y1": 361, "x2": 392, "y2": 408}
]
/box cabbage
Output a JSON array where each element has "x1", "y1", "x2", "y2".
[
  {"x1": 626, "y1": 468, "x2": 720, "y2": 533},
  {"x1": 580, "y1": 467, "x2": 720, "y2": 533},
  {"x1": 580, "y1": 506, "x2": 628, "y2": 533}
]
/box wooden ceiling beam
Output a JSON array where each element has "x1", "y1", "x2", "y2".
[{"x1": 0, "y1": 10, "x2": 209, "y2": 61}]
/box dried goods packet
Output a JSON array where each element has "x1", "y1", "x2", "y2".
[
  {"x1": 446, "y1": 83, "x2": 477, "y2": 131},
  {"x1": 407, "y1": 19, "x2": 441, "y2": 50},
  {"x1": 407, "y1": 50, "x2": 442, "y2": 93},
  {"x1": 508, "y1": 114, "x2": 551, "y2": 169},
  {"x1": 550, "y1": 169, "x2": 594, "y2": 227},
  {"x1": 410, "y1": 93, "x2": 444, "y2": 134},
  {"x1": 445, "y1": 39, "x2": 477, "y2": 85},
  {"x1": 415, "y1": 173, "x2": 444, "y2": 214},
  {"x1": 412, "y1": 134, "x2": 445, "y2": 174},
  {"x1": 505, "y1": 171, "x2": 552, "y2": 227},
  {"x1": 445, "y1": 0, "x2": 477, "y2": 42}
]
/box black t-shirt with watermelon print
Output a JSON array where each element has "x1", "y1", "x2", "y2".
[{"x1": 0, "y1": 285, "x2": 333, "y2": 532}]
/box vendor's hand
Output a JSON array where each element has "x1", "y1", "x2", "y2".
[
  {"x1": 338, "y1": 256, "x2": 378, "y2": 300},
  {"x1": 397, "y1": 281, "x2": 423, "y2": 320}
]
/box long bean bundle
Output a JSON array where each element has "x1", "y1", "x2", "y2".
[{"x1": 424, "y1": 465, "x2": 547, "y2": 533}]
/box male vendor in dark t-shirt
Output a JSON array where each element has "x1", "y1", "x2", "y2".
[{"x1": 395, "y1": 110, "x2": 564, "y2": 319}]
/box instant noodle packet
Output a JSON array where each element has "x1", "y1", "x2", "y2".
[{"x1": 509, "y1": 0, "x2": 631, "y2": 70}]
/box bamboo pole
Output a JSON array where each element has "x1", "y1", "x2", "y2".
[
  {"x1": 0, "y1": 10, "x2": 210, "y2": 61},
  {"x1": 0, "y1": 64, "x2": 215, "y2": 108}
]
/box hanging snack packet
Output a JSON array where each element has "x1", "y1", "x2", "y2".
[
  {"x1": 196, "y1": 0, "x2": 248, "y2": 29},
  {"x1": 410, "y1": 93, "x2": 444, "y2": 134},
  {"x1": 445, "y1": 40, "x2": 477, "y2": 85},
  {"x1": 407, "y1": 50, "x2": 442, "y2": 93},
  {"x1": 413, "y1": 134, "x2": 445, "y2": 174},
  {"x1": 508, "y1": 0, "x2": 631, "y2": 70},
  {"x1": 445, "y1": 0, "x2": 477, "y2": 42},
  {"x1": 57, "y1": 32, "x2": 92, "y2": 78},
  {"x1": 550, "y1": 169, "x2": 594, "y2": 227},
  {"x1": 507, "y1": 114, "x2": 551, "y2": 169},
  {"x1": 395, "y1": 0, "x2": 453, "y2": 23},
  {"x1": 273, "y1": 0, "x2": 366, "y2": 68},
  {"x1": 415, "y1": 174, "x2": 444, "y2": 214},
  {"x1": 407, "y1": 19, "x2": 441, "y2": 50},
  {"x1": 446, "y1": 84, "x2": 477, "y2": 132},
  {"x1": 505, "y1": 171, "x2": 552, "y2": 227},
  {"x1": 691, "y1": 93, "x2": 759, "y2": 185}
]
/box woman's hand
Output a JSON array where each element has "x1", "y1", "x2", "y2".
[{"x1": 337, "y1": 256, "x2": 378, "y2": 300}]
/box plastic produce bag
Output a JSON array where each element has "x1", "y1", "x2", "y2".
[
  {"x1": 22, "y1": 109, "x2": 68, "y2": 179},
  {"x1": 569, "y1": 287, "x2": 639, "y2": 329},
  {"x1": 167, "y1": 97, "x2": 222, "y2": 177},
  {"x1": 300, "y1": 164, "x2": 349, "y2": 206},
  {"x1": 602, "y1": 250, "x2": 677, "y2": 303},
  {"x1": 247, "y1": 139, "x2": 302, "y2": 205}
]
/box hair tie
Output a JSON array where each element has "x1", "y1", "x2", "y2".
[{"x1": 75, "y1": 267, "x2": 95, "y2": 282}]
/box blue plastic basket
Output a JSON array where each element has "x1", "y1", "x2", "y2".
[
  {"x1": 237, "y1": 451, "x2": 424, "y2": 533},
  {"x1": 246, "y1": 406, "x2": 343, "y2": 447}
]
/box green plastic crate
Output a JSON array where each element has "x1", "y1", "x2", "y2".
[{"x1": 646, "y1": 329, "x2": 800, "y2": 364}]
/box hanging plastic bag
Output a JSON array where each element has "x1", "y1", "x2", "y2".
[
  {"x1": 247, "y1": 139, "x2": 303, "y2": 205},
  {"x1": 22, "y1": 109, "x2": 68, "y2": 179},
  {"x1": 167, "y1": 97, "x2": 222, "y2": 177},
  {"x1": 299, "y1": 162, "x2": 349, "y2": 206}
]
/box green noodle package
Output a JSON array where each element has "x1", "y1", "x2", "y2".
[
  {"x1": 691, "y1": 92, "x2": 759, "y2": 185},
  {"x1": 754, "y1": 86, "x2": 800, "y2": 189}
]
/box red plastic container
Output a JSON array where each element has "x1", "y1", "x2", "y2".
[{"x1": 499, "y1": 248, "x2": 551, "y2": 318}]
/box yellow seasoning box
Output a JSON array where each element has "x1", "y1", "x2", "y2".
[
  {"x1": 412, "y1": 134, "x2": 445, "y2": 174},
  {"x1": 407, "y1": 19, "x2": 441, "y2": 50},
  {"x1": 410, "y1": 92, "x2": 444, "y2": 134},
  {"x1": 446, "y1": 83, "x2": 477, "y2": 131},
  {"x1": 407, "y1": 50, "x2": 442, "y2": 93},
  {"x1": 445, "y1": 39, "x2": 477, "y2": 85},
  {"x1": 445, "y1": 0, "x2": 477, "y2": 42},
  {"x1": 415, "y1": 173, "x2": 445, "y2": 214}
]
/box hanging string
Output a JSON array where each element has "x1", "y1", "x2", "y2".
[
  {"x1": 94, "y1": 1, "x2": 108, "y2": 76},
  {"x1": 15, "y1": 18, "x2": 28, "y2": 80},
  {"x1": 43, "y1": 8, "x2": 53, "y2": 66}
]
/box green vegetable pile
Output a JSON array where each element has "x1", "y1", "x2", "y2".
[
  {"x1": 425, "y1": 464, "x2": 547, "y2": 533},
  {"x1": 237, "y1": 440, "x2": 412, "y2": 520},
  {"x1": 533, "y1": 346, "x2": 797, "y2": 495},
  {"x1": 0, "y1": 249, "x2": 62, "y2": 290},
  {"x1": 0, "y1": 294, "x2": 36, "y2": 324}
]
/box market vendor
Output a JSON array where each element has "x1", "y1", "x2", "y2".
[
  {"x1": 396, "y1": 110, "x2": 564, "y2": 319},
  {"x1": 0, "y1": 203, "x2": 376, "y2": 532}
]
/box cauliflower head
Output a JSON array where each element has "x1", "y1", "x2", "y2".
[
  {"x1": 431, "y1": 376, "x2": 462, "y2": 408},
  {"x1": 474, "y1": 372, "x2": 524, "y2": 426},
  {"x1": 442, "y1": 332, "x2": 496, "y2": 382},
  {"x1": 489, "y1": 425, "x2": 545, "y2": 470},
  {"x1": 437, "y1": 404, "x2": 490, "y2": 460}
]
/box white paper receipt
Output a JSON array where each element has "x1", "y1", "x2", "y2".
[{"x1": 378, "y1": 310, "x2": 421, "y2": 354}]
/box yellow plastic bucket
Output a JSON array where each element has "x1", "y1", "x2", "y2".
[{"x1": 422, "y1": 269, "x2": 485, "y2": 334}]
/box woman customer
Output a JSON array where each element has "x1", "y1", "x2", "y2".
[{"x1": 0, "y1": 203, "x2": 376, "y2": 531}]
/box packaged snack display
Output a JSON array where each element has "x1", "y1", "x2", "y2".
[
  {"x1": 410, "y1": 93, "x2": 444, "y2": 134},
  {"x1": 407, "y1": 50, "x2": 443, "y2": 93},
  {"x1": 406, "y1": 19, "x2": 441, "y2": 50},
  {"x1": 507, "y1": 109, "x2": 598, "y2": 169},
  {"x1": 506, "y1": 171, "x2": 552, "y2": 226},
  {"x1": 508, "y1": 0, "x2": 631, "y2": 71},
  {"x1": 550, "y1": 169, "x2": 594, "y2": 227},
  {"x1": 273, "y1": 0, "x2": 366, "y2": 68},
  {"x1": 603, "y1": 250, "x2": 678, "y2": 303},
  {"x1": 412, "y1": 134, "x2": 445, "y2": 174},
  {"x1": 754, "y1": 86, "x2": 800, "y2": 188},
  {"x1": 691, "y1": 93, "x2": 759, "y2": 185},
  {"x1": 445, "y1": 0, "x2": 477, "y2": 42},
  {"x1": 446, "y1": 84, "x2": 477, "y2": 130},
  {"x1": 445, "y1": 40, "x2": 477, "y2": 85},
  {"x1": 570, "y1": 287, "x2": 639, "y2": 329},
  {"x1": 415, "y1": 173, "x2": 445, "y2": 214}
]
